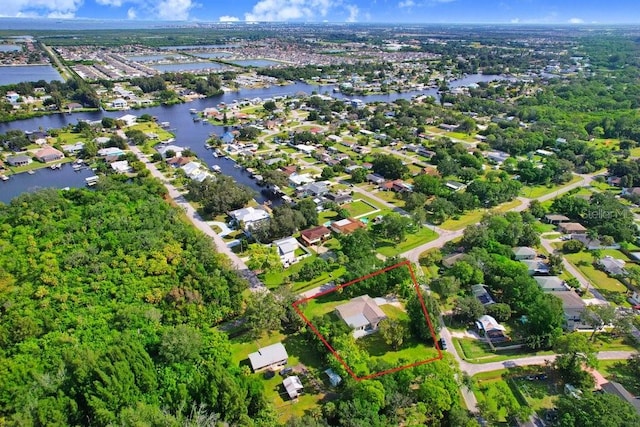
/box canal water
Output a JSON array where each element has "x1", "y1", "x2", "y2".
[{"x1": 0, "y1": 74, "x2": 508, "y2": 204}]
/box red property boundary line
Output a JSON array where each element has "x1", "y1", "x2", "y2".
[{"x1": 292, "y1": 259, "x2": 443, "y2": 381}]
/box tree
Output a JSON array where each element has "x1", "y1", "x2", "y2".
[
  {"x1": 321, "y1": 167, "x2": 336, "y2": 179},
  {"x1": 263, "y1": 100, "x2": 277, "y2": 112},
  {"x1": 486, "y1": 303, "x2": 512, "y2": 322},
  {"x1": 407, "y1": 290, "x2": 440, "y2": 342},
  {"x1": 447, "y1": 261, "x2": 483, "y2": 287},
  {"x1": 454, "y1": 296, "x2": 485, "y2": 323},
  {"x1": 581, "y1": 303, "x2": 617, "y2": 341},
  {"x1": 186, "y1": 176, "x2": 255, "y2": 217},
  {"x1": 244, "y1": 291, "x2": 285, "y2": 339},
  {"x1": 375, "y1": 212, "x2": 411, "y2": 242},
  {"x1": 246, "y1": 243, "x2": 283, "y2": 273},
  {"x1": 528, "y1": 199, "x2": 546, "y2": 219},
  {"x1": 158, "y1": 325, "x2": 202, "y2": 363},
  {"x1": 562, "y1": 240, "x2": 585, "y2": 253},
  {"x1": 371, "y1": 154, "x2": 408, "y2": 179},
  {"x1": 295, "y1": 198, "x2": 319, "y2": 228},
  {"x1": 553, "y1": 333, "x2": 596, "y2": 389},
  {"x1": 555, "y1": 390, "x2": 640, "y2": 426},
  {"x1": 351, "y1": 168, "x2": 368, "y2": 183},
  {"x1": 430, "y1": 276, "x2": 460, "y2": 298},
  {"x1": 379, "y1": 318, "x2": 407, "y2": 350},
  {"x1": 262, "y1": 169, "x2": 288, "y2": 189}
]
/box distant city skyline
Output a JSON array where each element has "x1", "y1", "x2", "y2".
[{"x1": 1, "y1": 1, "x2": 639, "y2": 25}]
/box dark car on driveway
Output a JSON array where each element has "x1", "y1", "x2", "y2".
[
  {"x1": 279, "y1": 367, "x2": 293, "y2": 377},
  {"x1": 438, "y1": 338, "x2": 448, "y2": 351}
]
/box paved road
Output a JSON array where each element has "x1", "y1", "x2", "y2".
[{"x1": 131, "y1": 146, "x2": 266, "y2": 291}]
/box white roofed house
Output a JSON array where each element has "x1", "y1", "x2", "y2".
[
  {"x1": 335, "y1": 295, "x2": 387, "y2": 339},
  {"x1": 157, "y1": 144, "x2": 185, "y2": 158},
  {"x1": 283, "y1": 376, "x2": 304, "y2": 400},
  {"x1": 273, "y1": 236, "x2": 303, "y2": 267},
  {"x1": 248, "y1": 342, "x2": 288, "y2": 372},
  {"x1": 117, "y1": 114, "x2": 137, "y2": 127},
  {"x1": 229, "y1": 206, "x2": 271, "y2": 234},
  {"x1": 598, "y1": 256, "x2": 627, "y2": 277}
]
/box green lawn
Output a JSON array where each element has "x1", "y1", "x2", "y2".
[
  {"x1": 344, "y1": 199, "x2": 379, "y2": 218},
  {"x1": 357, "y1": 333, "x2": 440, "y2": 366},
  {"x1": 564, "y1": 252, "x2": 628, "y2": 293},
  {"x1": 597, "y1": 359, "x2": 640, "y2": 395},
  {"x1": 473, "y1": 377, "x2": 522, "y2": 422},
  {"x1": 380, "y1": 304, "x2": 408, "y2": 320},
  {"x1": 520, "y1": 175, "x2": 582, "y2": 199},
  {"x1": 301, "y1": 297, "x2": 345, "y2": 319},
  {"x1": 376, "y1": 227, "x2": 439, "y2": 257},
  {"x1": 375, "y1": 190, "x2": 406, "y2": 208},
  {"x1": 454, "y1": 338, "x2": 554, "y2": 364},
  {"x1": 439, "y1": 199, "x2": 522, "y2": 231},
  {"x1": 7, "y1": 156, "x2": 74, "y2": 175}
]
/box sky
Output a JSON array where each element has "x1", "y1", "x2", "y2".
[{"x1": 1, "y1": 0, "x2": 639, "y2": 24}]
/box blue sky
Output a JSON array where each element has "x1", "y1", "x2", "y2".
[{"x1": 2, "y1": 0, "x2": 639, "y2": 24}]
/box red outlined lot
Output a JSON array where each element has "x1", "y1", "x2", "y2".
[{"x1": 292, "y1": 260, "x2": 443, "y2": 380}]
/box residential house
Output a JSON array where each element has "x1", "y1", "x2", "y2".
[
  {"x1": 167, "y1": 156, "x2": 192, "y2": 167},
  {"x1": 330, "y1": 218, "x2": 366, "y2": 235},
  {"x1": 248, "y1": 342, "x2": 288, "y2": 372},
  {"x1": 549, "y1": 290, "x2": 587, "y2": 330},
  {"x1": 476, "y1": 315, "x2": 509, "y2": 342},
  {"x1": 5, "y1": 91, "x2": 19, "y2": 104},
  {"x1": 273, "y1": 236, "x2": 301, "y2": 266},
  {"x1": 325, "y1": 192, "x2": 353, "y2": 205},
  {"x1": 97, "y1": 147, "x2": 124, "y2": 157},
  {"x1": 110, "y1": 160, "x2": 131, "y2": 174},
  {"x1": 117, "y1": 114, "x2": 137, "y2": 126},
  {"x1": 288, "y1": 173, "x2": 315, "y2": 187},
  {"x1": 366, "y1": 173, "x2": 386, "y2": 185},
  {"x1": 571, "y1": 235, "x2": 620, "y2": 250},
  {"x1": 471, "y1": 284, "x2": 495, "y2": 305},
  {"x1": 486, "y1": 151, "x2": 510, "y2": 164},
  {"x1": 6, "y1": 155, "x2": 32, "y2": 167},
  {"x1": 520, "y1": 259, "x2": 550, "y2": 275},
  {"x1": 181, "y1": 162, "x2": 212, "y2": 183},
  {"x1": 442, "y1": 253, "x2": 466, "y2": 268},
  {"x1": 380, "y1": 179, "x2": 413, "y2": 193},
  {"x1": 283, "y1": 376, "x2": 304, "y2": 400},
  {"x1": 221, "y1": 131, "x2": 235, "y2": 144},
  {"x1": 513, "y1": 246, "x2": 537, "y2": 261},
  {"x1": 229, "y1": 206, "x2": 270, "y2": 232},
  {"x1": 558, "y1": 222, "x2": 588, "y2": 235},
  {"x1": 300, "y1": 225, "x2": 331, "y2": 246},
  {"x1": 544, "y1": 214, "x2": 570, "y2": 225},
  {"x1": 62, "y1": 142, "x2": 85, "y2": 155},
  {"x1": 280, "y1": 165, "x2": 297, "y2": 176},
  {"x1": 445, "y1": 181, "x2": 466, "y2": 192},
  {"x1": 335, "y1": 295, "x2": 387, "y2": 338},
  {"x1": 598, "y1": 256, "x2": 627, "y2": 276},
  {"x1": 157, "y1": 144, "x2": 185, "y2": 158},
  {"x1": 601, "y1": 382, "x2": 640, "y2": 414},
  {"x1": 534, "y1": 276, "x2": 571, "y2": 292},
  {"x1": 34, "y1": 146, "x2": 64, "y2": 163},
  {"x1": 111, "y1": 98, "x2": 128, "y2": 109},
  {"x1": 298, "y1": 181, "x2": 330, "y2": 197}
]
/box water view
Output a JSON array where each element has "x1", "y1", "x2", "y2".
[
  {"x1": 126, "y1": 54, "x2": 188, "y2": 62},
  {"x1": 159, "y1": 44, "x2": 241, "y2": 50},
  {"x1": 192, "y1": 52, "x2": 232, "y2": 59},
  {"x1": 0, "y1": 65, "x2": 62, "y2": 85},
  {"x1": 0, "y1": 45, "x2": 21, "y2": 52},
  {"x1": 150, "y1": 62, "x2": 227, "y2": 72},
  {"x1": 227, "y1": 59, "x2": 283, "y2": 68}
]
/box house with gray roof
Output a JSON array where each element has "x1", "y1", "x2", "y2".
[
  {"x1": 598, "y1": 256, "x2": 627, "y2": 276},
  {"x1": 6, "y1": 155, "x2": 32, "y2": 167},
  {"x1": 513, "y1": 246, "x2": 537, "y2": 260},
  {"x1": 534, "y1": 276, "x2": 571, "y2": 292},
  {"x1": 248, "y1": 342, "x2": 288, "y2": 372},
  {"x1": 335, "y1": 295, "x2": 387, "y2": 338},
  {"x1": 273, "y1": 236, "x2": 302, "y2": 266}
]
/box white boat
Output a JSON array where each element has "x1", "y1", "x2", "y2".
[
  {"x1": 211, "y1": 165, "x2": 222, "y2": 173},
  {"x1": 85, "y1": 176, "x2": 99, "y2": 186},
  {"x1": 189, "y1": 108, "x2": 198, "y2": 114},
  {"x1": 72, "y1": 163, "x2": 83, "y2": 171},
  {"x1": 27, "y1": 170, "x2": 35, "y2": 175},
  {"x1": 212, "y1": 151, "x2": 219, "y2": 158},
  {"x1": 0, "y1": 175, "x2": 9, "y2": 181}
]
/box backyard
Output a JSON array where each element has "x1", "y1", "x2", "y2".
[
  {"x1": 564, "y1": 251, "x2": 628, "y2": 293},
  {"x1": 519, "y1": 175, "x2": 582, "y2": 199},
  {"x1": 375, "y1": 226, "x2": 439, "y2": 257},
  {"x1": 343, "y1": 199, "x2": 379, "y2": 218},
  {"x1": 453, "y1": 338, "x2": 554, "y2": 364}
]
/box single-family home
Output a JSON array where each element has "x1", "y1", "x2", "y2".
[
  {"x1": 248, "y1": 342, "x2": 288, "y2": 372},
  {"x1": 325, "y1": 192, "x2": 353, "y2": 205},
  {"x1": 558, "y1": 222, "x2": 587, "y2": 235},
  {"x1": 221, "y1": 131, "x2": 235, "y2": 144},
  {"x1": 445, "y1": 181, "x2": 466, "y2": 192},
  {"x1": 34, "y1": 146, "x2": 64, "y2": 163},
  {"x1": 97, "y1": 147, "x2": 125, "y2": 157},
  {"x1": 335, "y1": 295, "x2": 387, "y2": 338},
  {"x1": 288, "y1": 173, "x2": 315, "y2": 187},
  {"x1": 229, "y1": 206, "x2": 271, "y2": 232},
  {"x1": 471, "y1": 284, "x2": 495, "y2": 306},
  {"x1": 513, "y1": 246, "x2": 537, "y2": 261},
  {"x1": 157, "y1": 144, "x2": 185, "y2": 158},
  {"x1": 117, "y1": 114, "x2": 137, "y2": 127},
  {"x1": 330, "y1": 218, "x2": 366, "y2": 235},
  {"x1": 571, "y1": 235, "x2": 620, "y2": 250},
  {"x1": 549, "y1": 290, "x2": 587, "y2": 330},
  {"x1": 601, "y1": 382, "x2": 640, "y2": 414},
  {"x1": 5, "y1": 91, "x2": 20, "y2": 104},
  {"x1": 520, "y1": 259, "x2": 550, "y2": 275},
  {"x1": 298, "y1": 181, "x2": 330, "y2": 197},
  {"x1": 273, "y1": 236, "x2": 301, "y2": 266},
  {"x1": 534, "y1": 276, "x2": 571, "y2": 292},
  {"x1": 110, "y1": 160, "x2": 131, "y2": 174},
  {"x1": 366, "y1": 173, "x2": 386, "y2": 185},
  {"x1": 442, "y1": 252, "x2": 466, "y2": 268},
  {"x1": 300, "y1": 225, "x2": 332, "y2": 246},
  {"x1": 544, "y1": 214, "x2": 570, "y2": 225},
  {"x1": 283, "y1": 376, "x2": 304, "y2": 400},
  {"x1": 598, "y1": 256, "x2": 627, "y2": 276},
  {"x1": 476, "y1": 315, "x2": 509, "y2": 342},
  {"x1": 62, "y1": 142, "x2": 85, "y2": 155},
  {"x1": 111, "y1": 98, "x2": 128, "y2": 109},
  {"x1": 6, "y1": 155, "x2": 32, "y2": 167},
  {"x1": 486, "y1": 151, "x2": 510, "y2": 164}
]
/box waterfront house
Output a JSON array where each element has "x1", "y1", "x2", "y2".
[
  {"x1": 157, "y1": 145, "x2": 185, "y2": 158},
  {"x1": 288, "y1": 173, "x2": 315, "y2": 187},
  {"x1": 97, "y1": 147, "x2": 124, "y2": 157},
  {"x1": 110, "y1": 160, "x2": 131, "y2": 174},
  {"x1": 117, "y1": 114, "x2": 137, "y2": 126},
  {"x1": 111, "y1": 98, "x2": 128, "y2": 109},
  {"x1": 335, "y1": 295, "x2": 387, "y2": 338},
  {"x1": 62, "y1": 142, "x2": 85, "y2": 155},
  {"x1": 34, "y1": 146, "x2": 64, "y2": 163},
  {"x1": 229, "y1": 206, "x2": 270, "y2": 233},
  {"x1": 297, "y1": 181, "x2": 329, "y2": 197},
  {"x1": 5, "y1": 91, "x2": 19, "y2": 104},
  {"x1": 248, "y1": 342, "x2": 288, "y2": 372},
  {"x1": 6, "y1": 155, "x2": 32, "y2": 167}
]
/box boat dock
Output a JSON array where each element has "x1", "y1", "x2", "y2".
[{"x1": 85, "y1": 176, "x2": 99, "y2": 186}]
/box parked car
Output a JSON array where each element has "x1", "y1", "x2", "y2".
[
  {"x1": 438, "y1": 338, "x2": 448, "y2": 351},
  {"x1": 279, "y1": 367, "x2": 293, "y2": 377},
  {"x1": 263, "y1": 370, "x2": 276, "y2": 379}
]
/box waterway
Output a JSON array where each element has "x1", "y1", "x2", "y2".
[
  {"x1": 0, "y1": 65, "x2": 63, "y2": 85},
  {"x1": 0, "y1": 74, "x2": 509, "y2": 204},
  {"x1": 151, "y1": 62, "x2": 227, "y2": 72}
]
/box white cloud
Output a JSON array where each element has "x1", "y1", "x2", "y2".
[
  {"x1": 127, "y1": 7, "x2": 137, "y2": 19},
  {"x1": 346, "y1": 5, "x2": 358, "y2": 22},
  {"x1": 245, "y1": 0, "x2": 336, "y2": 22},
  {"x1": 47, "y1": 11, "x2": 75, "y2": 19},
  {"x1": 155, "y1": 0, "x2": 194, "y2": 20},
  {"x1": 0, "y1": 0, "x2": 82, "y2": 18},
  {"x1": 96, "y1": 0, "x2": 124, "y2": 6},
  {"x1": 510, "y1": 17, "x2": 520, "y2": 23},
  {"x1": 568, "y1": 17, "x2": 584, "y2": 24},
  {"x1": 219, "y1": 15, "x2": 240, "y2": 22},
  {"x1": 399, "y1": 0, "x2": 415, "y2": 8}
]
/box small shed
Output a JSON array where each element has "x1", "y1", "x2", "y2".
[
  {"x1": 324, "y1": 368, "x2": 342, "y2": 387},
  {"x1": 283, "y1": 376, "x2": 304, "y2": 399}
]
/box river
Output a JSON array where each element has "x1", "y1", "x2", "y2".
[{"x1": 0, "y1": 74, "x2": 509, "y2": 204}]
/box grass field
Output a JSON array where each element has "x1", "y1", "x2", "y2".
[
  {"x1": 374, "y1": 190, "x2": 406, "y2": 208},
  {"x1": 440, "y1": 199, "x2": 521, "y2": 231},
  {"x1": 358, "y1": 333, "x2": 440, "y2": 366},
  {"x1": 520, "y1": 175, "x2": 582, "y2": 199},
  {"x1": 454, "y1": 338, "x2": 554, "y2": 364},
  {"x1": 564, "y1": 252, "x2": 628, "y2": 293},
  {"x1": 344, "y1": 199, "x2": 379, "y2": 218},
  {"x1": 376, "y1": 226, "x2": 439, "y2": 257},
  {"x1": 597, "y1": 359, "x2": 640, "y2": 395}
]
